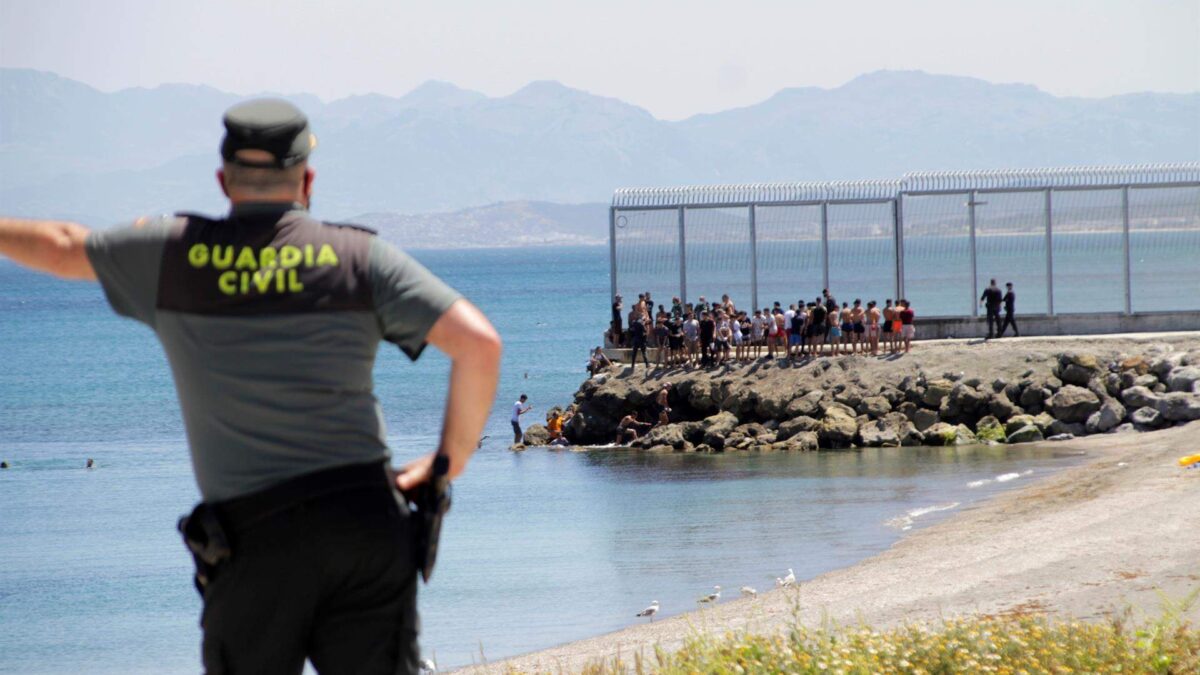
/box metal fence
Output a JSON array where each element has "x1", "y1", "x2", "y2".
[{"x1": 610, "y1": 164, "x2": 1200, "y2": 317}]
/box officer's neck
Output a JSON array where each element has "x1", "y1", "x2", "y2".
[{"x1": 229, "y1": 199, "x2": 308, "y2": 217}]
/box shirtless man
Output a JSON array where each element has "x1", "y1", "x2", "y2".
[
  {"x1": 866, "y1": 300, "x2": 881, "y2": 355},
  {"x1": 881, "y1": 299, "x2": 895, "y2": 353},
  {"x1": 655, "y1": 384, "x2": 672, "y2": 424},
  {"x1": 849, "y1": 299, "x2": 865, "y2": 354},
  {"x1": 616, "y1": 412, "x2": 652, "y2": 444}
]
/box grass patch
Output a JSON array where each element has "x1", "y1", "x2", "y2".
[{"x1": 568, "y1": 597, "x2": 1199, "y2": 674}]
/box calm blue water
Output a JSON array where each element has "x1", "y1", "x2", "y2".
[{"x1": 1, "y1": 245, "x2": 1088, "y2": 672}]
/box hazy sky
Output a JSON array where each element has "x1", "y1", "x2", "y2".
[{"x1": 2, "y1": 0, "x2": 1197, "y2": 120}]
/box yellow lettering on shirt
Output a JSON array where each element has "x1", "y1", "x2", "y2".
[
  {"x1": 217, "y1": 271, "x2": 237, "y2": 295},
  {"x1": 280, "y1": 245, "x2": 303, "y2": 268},
  {"x1": 316, "y1": 245, "x2": 339, "y2": 267},
  {"x1": 234, "y1": 246, "x2": 258, "y2": 271},
  {"x1": 252, "y1": 270, "x2": 273, "y2": 293},
  {"x1": 186, "y1": 241, "x2": 343, "y2": 296},
  {"x1": 211, "y1": 245, "x2": 233, "y2": 270},
  {"x1": 188, "y1": 244, "x2": 209, "y2": 268}
]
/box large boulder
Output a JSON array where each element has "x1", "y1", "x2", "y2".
[
  {"x1": 833, "y1": 386, "x2": 866, "y2": 410},
  {"x1": 780, "y1": 431, "x2": 819, "y2": 451},
  {"x1": 754, "y1": 391, "x2": 793, "y2": 421},
  {"x1": 881, "y1": 412, "x2": 925, "y2": 446},
  {"x1": 857, "y1": 396, "x2": 892, "y2": 419},
  {"x1": 818, "y1": 407, "x2": 859, "y2": 448},
  {"x1": 988, "y1": 393, "x2": 1021, "y2": 422},
  {"x1": 785, "y1": 390, "x2": 825, "y2": 418},
  {"x1": 912, "y1": 408, "x2": 940, "y2": 432},
  {"x1": 687, "y1": 380, "x2": 720, "y2": 414},
  {"x1": 858, "y1": 420, "x2": 901, "y2": 447},
  {"x1": 1004, "y1": 414, "x2": 1038, "y2": 437},
  {"x1": 522, "y1": 424, "x2": 551, "y2": 446},
  {"x1": 1048, "y1": 419, "x2": 1086, "y2": 438},
  {"x1": 940, "y1": 383, "x2": 989, "y2": 423},
  {"x1": 923, "y1": 422, "x2": 956, "y2": 446},
  {"x1": 719, "y1": 386, "x2": 757, "y2": 417},
  {"x1": 922, "y1": 379, "x2": 954, "y2": 408},
  {"x1": 1166, "y1": 366, "x2": 1200, "y2": 393},
  {"x1": 1120, "y1": 385, "x2": 1160, "y2": 410},
  {"x1": 776, "y1": 416, "x2": 821, "y2": 442},
  {"x1": 1007, "y1": 425, "x2": 1044, "y2": 444},
  {"x1": 1155, "y1": 393, "x2": 1200, "y2": 422},
  {"x1": 1056, "y1": 352, "x2": 1101, "y2": 386},
  {"x1": 633, "y1": 424, "x2": 688, "y2": 450},
  {"x1": 1150, "y1": 353, "x2": 1187, "y2": 379},
  {"x1": 975, "y1": 416, "x2": 1007, "y2": 443},
  {"x1": 1085, "y1": 399, "x2": 1126, "y2": 434},
  {"x1": 1118, "y1": 354, "x2": 1151, "y2": 375},
  {"x1": 1048, "y1": 385, "x2": 1102, "y2": 423},
  {"x1": 701, "y1": 411, "x2": 740, "y2": 448},
  {"x1": 1130, "y1": 406, "x2": 1165, "y2": 430}
]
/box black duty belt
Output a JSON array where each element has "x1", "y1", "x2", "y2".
[{"x1": 215, "y1": 460, "x2": 394, "y2": 532}]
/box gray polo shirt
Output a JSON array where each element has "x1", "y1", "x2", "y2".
[{"x1": 85, "y1": 202, "x2": 461, "y2": 501}]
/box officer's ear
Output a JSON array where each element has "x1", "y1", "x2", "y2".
[
  {"x1": 216, "y1": 169, "x2": 230, "y2": 198},
  {"x1": 302, "y1": 167, "x2": 315, "y2": 200}
]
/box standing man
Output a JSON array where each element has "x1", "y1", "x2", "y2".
[
  {"x1": 980, "y1": 278, "x2": 1003, "y2": 339},
  {"x1": 511, "y1": 394, "x2": 532, "y2": 444},
  {"x1": 610, "y1": 294, "x2": 624, "y2": 347},
  {"x1": 998, "y1": 282, "x2": 1020, "y2": 338},
  {"x1": 0, "y1": 99, "x2": 502, "y2": 674}
]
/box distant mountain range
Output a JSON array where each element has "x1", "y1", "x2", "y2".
[
  {"x1": 1, "y1": 67, "x2": 1197, "y2": 247},
  {"x1": 357, "y1": 201, "x2": 607, "y2": 249}
]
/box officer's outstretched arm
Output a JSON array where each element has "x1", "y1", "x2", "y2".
[
  {"x1": 0, "y1": 218, "x2": 96, "y2": 280},
  {"x1": 396, "y1": 298, "x2": 501, "y2": 491}
]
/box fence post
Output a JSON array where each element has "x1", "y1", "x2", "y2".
[
  {"x1": 1122, "y1": 185, "x2": 1132, "y2": 315},
  {"x1": 968, "y1": 190, "x2": 978, "y2": 317},
  {"x1": 1045, "y1": 189, "x2": 1054, "y2": 316},
  {"x1": 609, "y1": 207, "x2": 618, "y2": 303},
  {"x1": 893, "y1": 197, "x2": 904, "y2": 301},
  {"x1": 820, "y1": 202, "x2": 830, "y2": 291},
  {"x1": 749, "y1": 204, "x2": 759, "y2": 311},
  {"x1": 678, "y1": 206, "x2": 687, "y2": 305}
]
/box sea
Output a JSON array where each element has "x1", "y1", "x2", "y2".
[{"x1": 0, "y1": 243, "x2": 1110, "y2": 672}]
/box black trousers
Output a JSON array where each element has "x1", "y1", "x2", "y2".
[
  {"x1": 512, "y1": 420, "x2": 523, "y2": 443},
  {"x1": 630, "y1": 340, "x2": 650, "y2": 368},
  {"x1": 985, "y1": 307, "x2": 1002, "y2": 337},
  {"x1": 202, "y1": 465, "x2": 419, "y2": 675},
  {"x1": 999, "y1": 311, "x2": 1019, "y2": 337}
]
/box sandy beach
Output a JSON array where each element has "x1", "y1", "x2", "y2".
[{"x1": 466, "y1": 418, "x2": 1200, "y2": 673}]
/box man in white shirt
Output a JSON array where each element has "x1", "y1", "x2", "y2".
[{"x1": 511, "y1": 394, "x2": 532, "y2": 444}]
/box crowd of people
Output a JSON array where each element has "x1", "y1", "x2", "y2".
[{"x1": 607, "y1": 289, "x2": 918, "y2": 370}]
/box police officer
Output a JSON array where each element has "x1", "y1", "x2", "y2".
[{"x1": 0, "y1": 99, "x2": 502, "y2": 674}]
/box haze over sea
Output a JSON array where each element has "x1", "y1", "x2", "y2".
[{"x1": 2, "y1": 244, "x2": 1098, "y2": 672}]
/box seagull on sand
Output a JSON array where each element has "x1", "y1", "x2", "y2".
[
  {"x1": 740, "y1": 586, "x2": 757, "y2": 598},
  {"x1": 775, "y1": 568, "x2": 796, "y2": 588},
  {"x1": 698, "y1": 585, "x2": 721, "y2": 604},
  {"x1": 635, "y1": 600, "x2": 660, "y2": 621},
  {"x1": 418, "y1": 657, "x2": 437, "y2": 673}
]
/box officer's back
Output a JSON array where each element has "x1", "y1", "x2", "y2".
[{"x1": 0, "y1": 98, "x2": 503, "y2": 674}]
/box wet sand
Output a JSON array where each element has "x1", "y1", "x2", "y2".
[{"x1": 463, "y1": 421, "x2": 1200, "y2": 673}]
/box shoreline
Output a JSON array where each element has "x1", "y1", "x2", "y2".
[{"x1": 464, "y1": 421, "x2": 1200, "y2": 673}]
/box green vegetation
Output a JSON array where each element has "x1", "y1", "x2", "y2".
[
  {"x1": 567, "y1": 596, "x2": 1199, "y2": 675},
  {"x1": 975, "y1": 424, "x2": 1007, "y2": 443}
]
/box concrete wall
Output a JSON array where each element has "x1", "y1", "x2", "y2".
[
  {"x1": 600, "y1": 311, "x2": 1200, "y2": 363},
  {"x1": 917, "y1": 311, "x2": 1200, "y2": 340}
]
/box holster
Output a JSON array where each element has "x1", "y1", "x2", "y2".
[
  {"x1": 178, "y1": 503, "x2": 233, "y2": 596},
  {"x1": 404, "y1": 455, "x2": 452, "y2": 583}
]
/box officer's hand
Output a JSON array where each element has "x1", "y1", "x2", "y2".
[{"x1": 396, "y1": 453, "x2": 435, "y2": 495}]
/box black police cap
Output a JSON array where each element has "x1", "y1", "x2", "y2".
[{"x1": 220, "y1": 98, "x2": 315, "y2": 168}]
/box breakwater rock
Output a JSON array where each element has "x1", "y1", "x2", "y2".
[{"x1": 536, "y1": 337, "x2": 1200, "y2": 452}]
